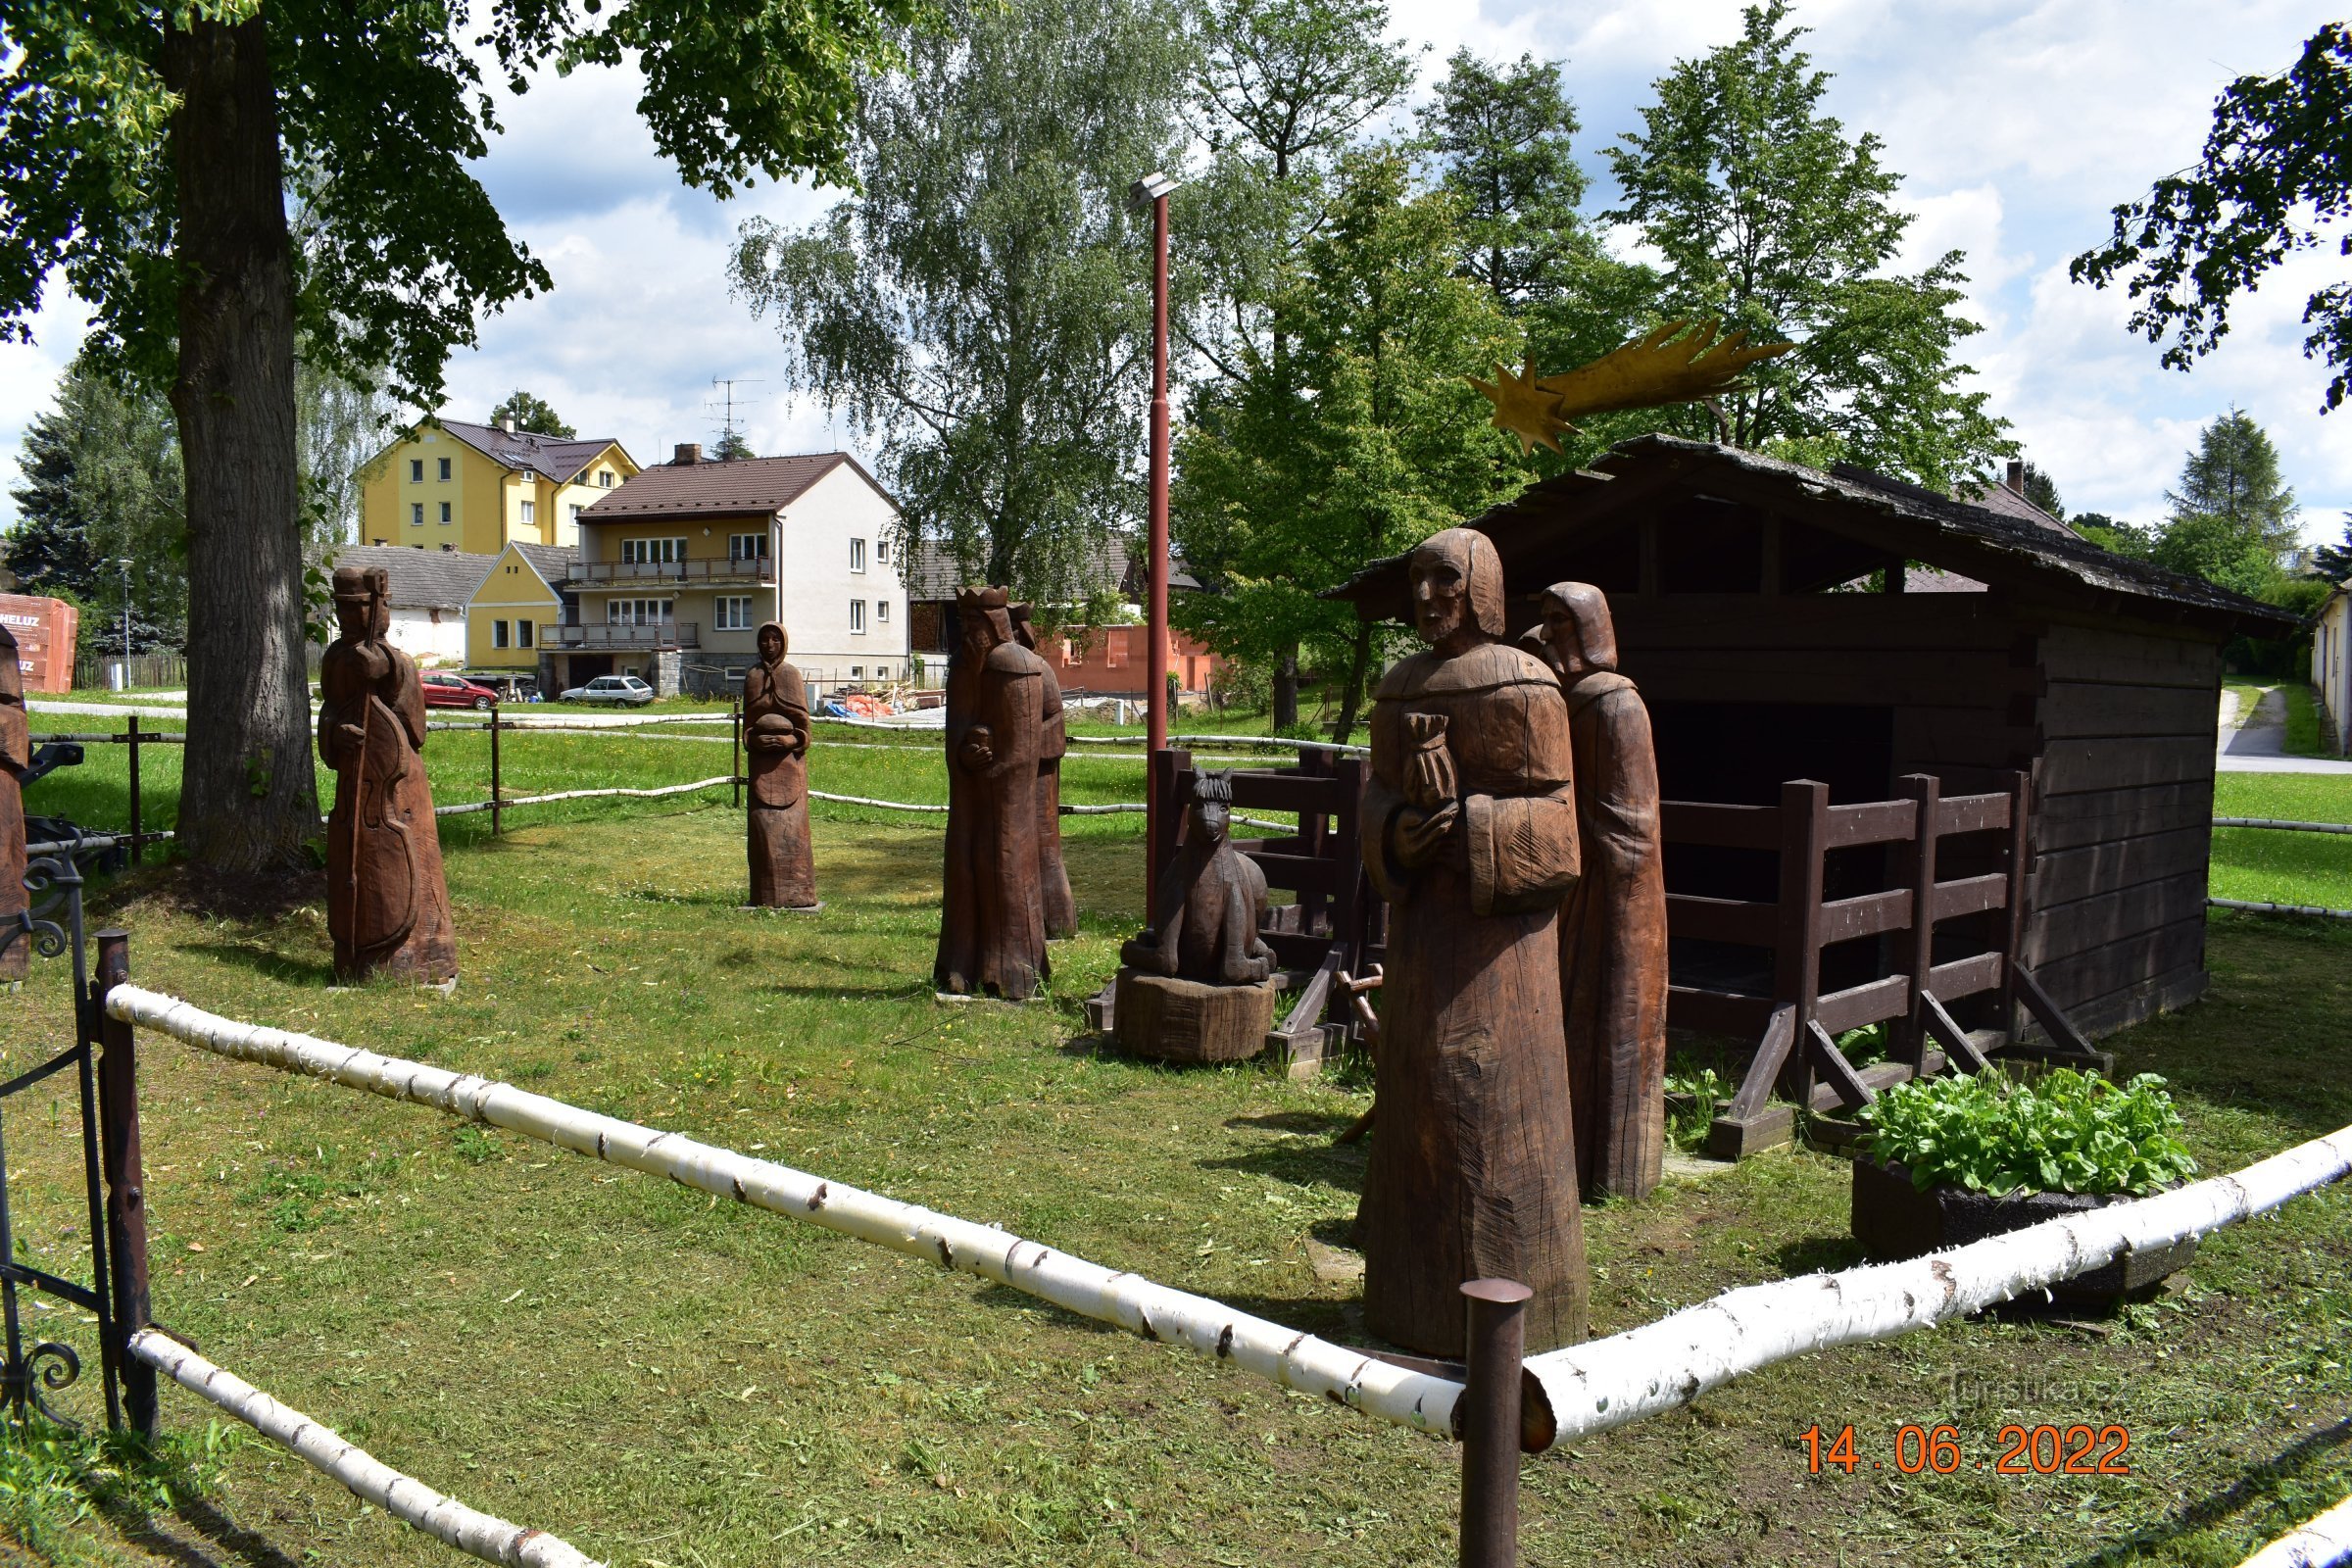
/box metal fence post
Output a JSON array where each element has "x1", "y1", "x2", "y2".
[
  {"x1": 490, "y1": 708, "x2": 503, "y2": 838},
  {"x1": 92, "y1": 930, "x2": 156, "y2": 1438},
  {"x1": 1459, "y1": 1278, "x2": 1531, "y2": 1568},
  {"x1": 125, "y1": 715, "x2": 142, "y2": 865}
]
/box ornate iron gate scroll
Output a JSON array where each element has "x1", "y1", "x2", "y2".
[{"x1": 0, "y1": 846, "x2": 122, "y2": 1429}]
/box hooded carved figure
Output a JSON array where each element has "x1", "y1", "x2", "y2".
[
  {"x1": 1528, "y1": 583, "x2": 1667, "y2": 1201},
  {"x1": 318, "y1": 565, "x2": 457, "y2": 985},
  {"x1": 1355, "y1": 527, "x2": 1590, "y2": 1356},
  {"x1": 745, "y1": 620, "x2": 817, "y2": 908},
  {"x1": 934, "y1": 586, "x2": 1053, "y2": 999},
  {"x1": 1009, "y1": 603, "x2": 1076, "y2": 938}
]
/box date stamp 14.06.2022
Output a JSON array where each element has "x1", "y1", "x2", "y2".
[{"x1": 1801, "y1": 1423, "x2": 2132, "y2": 1476}]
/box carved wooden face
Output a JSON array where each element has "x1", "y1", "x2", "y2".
[
  {"x1": 1410, "y1": 551, "x2": 1470, "y2": 646},
  {"x1": 1190, "y1": 792, "x2": 1229, "y2": 842},
  {"x1": 758, "y1": 623, "x2": 786, "y2": 662}
]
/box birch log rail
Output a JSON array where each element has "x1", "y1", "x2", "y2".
[
  {"x1": 129, "y1": 1330, "x2": 602, "y2": 1568},
  {"x1": 103, "y1": 986, "x2": 1467, "y2": 1442},
  {"x1": 2235, "y1": 1490, "x2": 2352, "y2": 1568},
  {"x1": 1523, "y1": 1121, "x2": 2352, "y2": 1442}
]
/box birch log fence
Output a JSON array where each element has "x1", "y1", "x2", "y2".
[
  {"x1": 2235, "y1": 1490, "x2": 2352, "y2": 1568},
  {"x1": 81, "y1": 974, "x2": 2352, "y2": 1568}
]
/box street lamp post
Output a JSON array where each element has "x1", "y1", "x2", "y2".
[
  {"x1": 117, "y1": 558, "x2": 134, "y2": 691},
  {"x1": 1130, "y1": 170, "x2": 1178, "y2": 913}
]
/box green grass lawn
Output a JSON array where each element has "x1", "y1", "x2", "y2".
[
  {"x1": 2212, "y1": 774, "x2": 2352, "y2": 911},
  {"x1": 2282, "y1": 683, "x2": 2328, "y2": 757},
  {"x1": 0, "y1": 765, "x2": 2345, "y2": 1564}
]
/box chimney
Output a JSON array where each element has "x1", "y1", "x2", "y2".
[
  {"x1": 674, "y1": 442, "x2": 702, "y2": 466},
  {"x1": 500, "y1": 416, "x2": 515, "y2": 435},
  {"x1": 2005, "y1": 459, "x2": 2026, "y2": 496},
  {"x1": 440, "y1": 543, "x2": 453, "y2": 552}
]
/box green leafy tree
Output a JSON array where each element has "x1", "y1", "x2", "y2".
[
  {"x1": 2072, "y1": 23, "x2": 2352, "y2": 413},
  {"x1": 1176, "y1": 151, "x2": 1518, "y2": 739},
  {"x1": 2022, "y1": 465, "x2": 2064, "y2": 520},
  {"x1": 487, "y1": 390, "x2": 574, "y2": 439},
  {"x1": 1181, "y1": 0, "x2": 1417, "y2": 725},
  {"x1": 5, "y1": 408, "x2": 101, "y2": 600},
  {"x1": 1604, "y1": 1, "x2": 2012, "y2": 489},
  {"x1": 2072, "y1": 512, "x2": 2158, "y2": 562},
  {"x1": 2151, "y1": 411, "x2": 2299, "y2": 598},
  {"x1": 709, "y1": 427, "x2": 757, "y2": 462},
  {"x1": 2309, "y1": 514, "x2": 2352, "y2": 582},
  {"x1": 2, "y1": 0, "x2": 921, "y2": 870},
  {"x1": 731, "y1": 0, "x2": 1190, "y2": 606}
]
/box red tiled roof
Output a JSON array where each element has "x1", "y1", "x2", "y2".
[{"x1": 581, "y1": 452, "x2": 883, "y2": 521}]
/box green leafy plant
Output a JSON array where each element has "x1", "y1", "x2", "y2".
[
  {"x1": 1856, "y1": 1068, "x2": 2198, "y2": 1198},
  {"x1": 1664, "y1": 1065, "x2": 1730, "y2": 1152}
]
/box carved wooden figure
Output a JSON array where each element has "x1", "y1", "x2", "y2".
[
  {"x1": 1121, "y1": 771, "x2": 1277, "y2": 985},
  {"x1": 318, "y1": 566, "x2": 458, "y2": 987},
  {"x1": 746, "y1": 621, "x2": 819, "y2": 908},
  {"x1": 934, "y1": 587, "x2": 1053, "y2": 1000},
  {"x1": 1358, "y1": 528, "x2": 1588, "y2": 1357},
  {"x1": 0, "y1": 627, "x2": 25, "y2": 984},
  {"x1": 1530, "y1": 583, "x2": 1669, "y2": 1200},
  {"x1": 1010, "y1": 604, "x2": 1077, "y2": 938}
]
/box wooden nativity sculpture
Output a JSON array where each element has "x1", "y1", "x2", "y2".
[
  {"x1": 745, "y1": 620, "x2": 819, "y2": 909},
  {"x1": 318, "y1": 566, "x2": 458, "y2": 987},
  {"x1": 1009, "y1": 603, "x2": 1077, "y2": 938},
  {"x1": 0, "y1": 627, "x2": 26, "y2": 984},
  {"x1": 1115, "y1": 770, "x2": 1280, "y2": 1062},
  {"x1": 1528, "y1": 583, "x2": 1669, "y2": 1202},
  {"x1": 1357, "y1": 528, "x2": 1588, "y2": 1358},
  {"x1": 934, "y1": 586, "x2": 1053, "y2": 1001}
]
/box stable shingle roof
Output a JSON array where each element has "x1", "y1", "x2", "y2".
[{"x1": 582, "y1": 452, "x2": 885, "y2": 521}]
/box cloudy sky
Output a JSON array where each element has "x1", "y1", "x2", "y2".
[{"x1": 2, "y1": 0, "x2": 2345, "y2": 544}]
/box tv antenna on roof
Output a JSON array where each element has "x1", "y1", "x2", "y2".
[{"x1": 709, "y1": 376, "x2": 763, "y2": 457}]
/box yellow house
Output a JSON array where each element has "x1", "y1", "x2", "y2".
[
  {"x1": 360, "y1": 417, "x2": 639, "y2": 556},
  {"x1": 465, "y1": 542, "x2": 574, "y2": 672}
]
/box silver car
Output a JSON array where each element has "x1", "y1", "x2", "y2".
[{"x1": 559, "y1": 674, "x2": 657, "y2": 707}]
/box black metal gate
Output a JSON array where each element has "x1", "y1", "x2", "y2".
[{"x1": 0, "y1": 845, "x2": 142, "y2": 1432}]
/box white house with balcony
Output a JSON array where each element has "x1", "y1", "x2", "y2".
[{"x1": 547, "y1": 444, "x2": 908, "y2": 697}]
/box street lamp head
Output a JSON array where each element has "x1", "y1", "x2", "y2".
[{"x1": 1129, "y1": 171, "x2": 1179, "y2": 210}]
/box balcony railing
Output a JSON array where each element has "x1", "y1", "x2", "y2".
[
  {"x1": 571, "y1": 558, "x2": 776, "y2": 585},
  {"x1": 551, "y1": 620, "x2": 700, "y2": 650}
]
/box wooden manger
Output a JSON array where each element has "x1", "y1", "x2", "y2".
[
  {"x1": 1088, "y1": 745, "x2": 1382, "y2": 1073},
  {"x1": 1671, "y1": 769, "x2": 2108, "y2": 1159}
]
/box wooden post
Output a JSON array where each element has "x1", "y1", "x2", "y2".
[
  {"x1": 489, "y1": 709, "x2": 503, "y2": 838},
  {"x1": 731, "y1": 696, "x2": 743, "y2": 810},
  {"x1": 125, "y1": 714, "x2": 141, "y2": 865},
  {"x1": 1774, "y1": 780, "x2": 1830, "y2": 1106},
  {"x1": 93, "y1": 930, "x2": 156, "y2": 1438},
  {"x1": 1459, "y1": 1279, "x2": 1530, "y2": 1568},
  {"x1": 1148, "y1": 748, "x2": 1192, "y2": 920},
  {"x1": 1998, "y1": 768, "x2": 2032, "y2": 1044},
  {"x1": 1897, "y1": 773, "x2": 1939, "y2": 1071}
]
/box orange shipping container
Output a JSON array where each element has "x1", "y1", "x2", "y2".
[{"x1": 0, "y1": 595, "x2": 79, "y2": 694}]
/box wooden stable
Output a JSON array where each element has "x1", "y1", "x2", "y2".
[
  {"x1": 1334, "y1": 436, "x2": 2297, "y2": 1086},
  {"x1": 1089, "y1": 746, "x2": 1380, "y2": 1072}
]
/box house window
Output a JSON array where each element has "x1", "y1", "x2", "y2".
[
  {"x1": 850, "y1": 599, "x2": 866, "y2": 634},
  {"x1": 569, "y1": 504, "x2": 582, "y2": 521},
  {"x1": 877, "y1": 599, "x2": 890, "y2": 622},
  {"x1": 599, "y1": 470, "x2": 614, "y2": 488},
  {"x1": 410, "y1": 459, "x2": 423, "y2": 482},
  {"x1": 519, "y1": 500, "x2": 536, "y2": 523},
  {"x1": 438, "y1": 458, "x2": 452, "y2": 481},
  {"x1": 852, "y1": 665, "x2": 864, "y2": 680},
  {"x1": 877, "y1": 539, "x2": 890, "y2": 564},
  {"x1": 620, "y1": 537, "x2": 686, "y2": 565},
  {"x1": 729, "y1": 532, "x2": 768, "y2": 561},
  {"x1": 411, "y1": 503, "x2": 424, "y2": 526},
  {"x1": 493, "y1": 619, "x2": 511, "y2": 649},
  {"x1": 714, "y1": 596, "x2": 754, "y2": 630},
  {"x1": 439, "y1": 502, "x2": 452, "y2": 523},
  {"x1": 608, "y1": 598, "x2": 673, "y2": 624},
  {"x1": 850, "y1": 538, "x2": 867, "y2": 573},
  {"x1": 517, "y1": 620, "x2": 533, "y2": 649}
]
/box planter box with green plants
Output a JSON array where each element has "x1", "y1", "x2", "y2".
[{"x1": 1849, "y1": 1068, "x2": 2202, "y2": 1303}]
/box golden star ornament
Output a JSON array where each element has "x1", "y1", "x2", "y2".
[{"x1": 1468, "y1": 360, "x2": 1568, "y2": 456}]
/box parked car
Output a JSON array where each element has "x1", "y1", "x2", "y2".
[
  {"x1": 419, "y1": 672, "x2": 501, "y2": 710},
  {"x1": 560, "y1": 674, "x2": 657, "y2": 707}
]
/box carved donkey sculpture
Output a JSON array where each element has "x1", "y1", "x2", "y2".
[{"x1": 1120, "y1": 770, "x2": 1277, "y2": 985}]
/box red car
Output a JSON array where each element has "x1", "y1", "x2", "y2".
[{"x1": 419, "y1": 672, "x2": 500, "y2": 710}]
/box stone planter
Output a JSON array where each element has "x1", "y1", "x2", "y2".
[{"x1": 1850, "y1": 1157, "x2": 2198, "y2": 1303}]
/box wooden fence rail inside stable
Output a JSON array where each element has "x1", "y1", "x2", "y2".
[
  {"x1": 130, "y1": 1331, "x2": 601, "y2": 1568},
  {"x1": 1669, "y1": 772, "x2": 2109, "y2": 1161}
]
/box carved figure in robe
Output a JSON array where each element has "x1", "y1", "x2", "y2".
[
  {"x1": 1010, "y1": 603, "x2": 1077, "y2": 938},
  {"x1": 0, "y1": 627, "x2": 25, "y2": 983},
  {"x1": 1529, "y1": 583, "x2": 1669, "y2": 1201},
  {"x1": 318, "y1": 566, "x2": 457, "y2": 986},
  {"x1": 1358, "y1": 528, "x2": 1588, "y2": 1357},
  {"x1": 745, "y1": 621, "x2": 818, "y2": 908},
  {"x1": 934, "y1": 587, "x2": 1052, "y2": 1000},
  {"x1": 1121, "y1": 771, "x2": 1275, "y2": 984}
]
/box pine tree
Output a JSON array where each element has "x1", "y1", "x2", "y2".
[
  {"x1": 5, "y1": 409, "x2": 101, "y2": 597},
  {"x1": 2165, "y1": 409, "x2": 2298, "y2": 552}
]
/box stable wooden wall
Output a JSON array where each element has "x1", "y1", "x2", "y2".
[{"x1": 2018, "y1": 614, "x2": 2223, "y2": 1037}]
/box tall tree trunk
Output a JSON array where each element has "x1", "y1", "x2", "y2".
[
  {"x1": 1271, "y1": 642, "x2": 1299, "y2": 732},
  {"x1": 1328, "y1": 620, "x2": 1373, "y2": 744},
  {"x1": 166, "y1": 8, "x2": 319, "y2": 873}
]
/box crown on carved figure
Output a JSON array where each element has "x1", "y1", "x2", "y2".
[{"x1": 956, "y1": 585, "x2": 1009, "y2": 612}]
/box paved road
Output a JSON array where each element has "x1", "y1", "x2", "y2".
[{"x1": 2218, "y1": 687, "x2": 2352, "y2": 775}]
